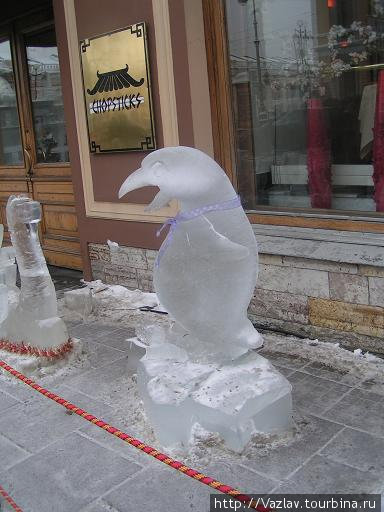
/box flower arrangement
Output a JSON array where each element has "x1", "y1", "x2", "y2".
[
  {"x1": 372, "y1": 0, "x2": 384, "y2": 17},
  {"x1": 328, "y1": 21, "x2": 379, "y2": 65},
  {"x1": 267, "y1": 20, "x2": 384, "y2": 95}
]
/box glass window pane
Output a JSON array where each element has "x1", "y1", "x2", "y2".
[
  {"x1": 226, "y1": 0, "x2": 384, "y2": 213},
  {"x1": 25, "y1": 28, "x2": 69, "y2": 163},
  {"x1": 0, "y1": 38, "x2": 23, "y2": 166}
]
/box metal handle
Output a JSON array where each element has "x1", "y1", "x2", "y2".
[{"x1": 24, "y1": 147, "x2": 33, "y2": 178}]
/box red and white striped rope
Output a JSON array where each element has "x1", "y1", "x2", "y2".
[
  {"x1": 0, "y1": 360, "x2": 270, "y2": 512},
  {"x1": 0, "y1": 484, "x2": 24, "y2": 512}
]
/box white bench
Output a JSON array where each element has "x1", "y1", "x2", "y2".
[{"x1": 271, "y1": 164, "x2": 374, "y2": 187}]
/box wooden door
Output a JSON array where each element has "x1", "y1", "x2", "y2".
[{"x1": 0, "y1": 9, "x2": 82, "y2": 270}]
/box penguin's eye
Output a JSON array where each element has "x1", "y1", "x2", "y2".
[{"x1": 151, "y1": 161, "x2": 164, "y2": 178}]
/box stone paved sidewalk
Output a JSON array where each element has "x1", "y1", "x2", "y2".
[{"x1": 0, "y1": 277, "x2": 383, "y2": 511}]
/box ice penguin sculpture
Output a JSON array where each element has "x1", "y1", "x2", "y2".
[
  {"x1": 119, "y1": 146, "x2": 263, "y2": 360},
  {"x1": 119, "y1": 147, "x2": 292, "y2": 452}
]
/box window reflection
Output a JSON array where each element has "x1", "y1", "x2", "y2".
[
  {"x1": 26, "y1": 28, "x2": 69, "y2": 163},
  {"x1": 227, "y1": 0, "x2": 384, "y2": 213},
  {"x1": 0, "y1": 39, "x2": 23, "y2": 166}
]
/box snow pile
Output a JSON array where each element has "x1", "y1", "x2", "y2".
[
  {"x1": 262, "y1": 332, "x2": 384, "y2": 386},
  {"x1": 60, "y1": 282, "x2": 384, "y2": 395},
  {"x1": 0, "y1": 338, "x2": 88, "y2": 381},
  {"x1": 107, "y1": 239, "x2": 119, "y2": 252},
  {"x1": 61, "y1": 280, "x2": 163, "y2": 326}
]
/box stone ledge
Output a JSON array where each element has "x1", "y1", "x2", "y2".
[
  {"x1": 257, "y1": 235, "x2": 384, "y2": 267},
  {"x1": 253, "y1": 224, "x2": 384, "y2": 246},
  {"x1": 253, "y1": 224, "x2": 384, "y2": 268},
  {"x1": 259, "y1": 254, "x2": 358, "y2": 274}
]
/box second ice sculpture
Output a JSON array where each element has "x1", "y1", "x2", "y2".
[
  {"x1": 0, "y1": 196, "x2": 70, "y2": 356},
  {"x1": 119, "y1": 147, "x2": 292, "y2": 451},
  {"x1": 0, "y1": 224, "x2": 16, "y2": 324}
]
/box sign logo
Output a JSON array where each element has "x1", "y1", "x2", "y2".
[{"x1": 86, "y1": 64, "x2": 144, "y2": 95}]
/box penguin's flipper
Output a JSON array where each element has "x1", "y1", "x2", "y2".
[{"x1": 187, "y1": 217, "x2": 249, "y2": 261}]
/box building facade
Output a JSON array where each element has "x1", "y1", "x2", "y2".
[{"x1": 1, "y1": 0, "x2": 384, "y2": 353}]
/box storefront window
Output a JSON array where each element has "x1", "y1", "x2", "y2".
[
  {"x1": 0, "y1": 38, "x2": 23, "y2": 166},
  {"x1": 226, "y1": 0, "x2": 384, "y2": 213},
  {"x1": 25, "y1": 28, "x2": 69, "y2": 163}
]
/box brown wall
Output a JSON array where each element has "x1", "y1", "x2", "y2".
[
  {"x1": 168, "y1": 0, "x2": 194, "y2": 149},
  {"x1": 53, "y1": 0, "x2": 195, "y2": 278},
  {"x1": 74, "y1": 0, "x2": 163, "y2": 204}
]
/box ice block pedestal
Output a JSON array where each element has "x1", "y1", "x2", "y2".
[{"x1": 137, "y1": 332, "x2": 292, "y2": 452}]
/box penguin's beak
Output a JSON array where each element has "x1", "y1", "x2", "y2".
[
  {"x1": 118, "y1": 167, "x2": 149, "y2": 198},
  {"x1": 118, "y1": 165, "x2": 172, "y2": 211}
]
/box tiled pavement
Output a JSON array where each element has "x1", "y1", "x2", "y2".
[{"x1": 0, "y1": 273, "x2": 383, "y2": 511}]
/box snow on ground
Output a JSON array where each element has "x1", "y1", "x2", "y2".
[
  {"x1": 1, "y1": 280, "x2": 383, "y2": 464},
  {"x1": 60, "y1": 280, "x2": 168, "y2": 330},
  {"x1": 60, "y1": 280, "x2": 384, "y2": 386},
  {"x1": 262, "y1": 332, "x2": 384, "y2": 384}
]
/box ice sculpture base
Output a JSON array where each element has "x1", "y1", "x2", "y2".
[
  {"x1": 0, "y1": 288, "x2": 69, "y2": 349},
  {"x1": 0, "y1": 315, "x2": 69, "y2": 349},
  {"x1": 0, "y1": 338, "x2": 82, "y2": 378},
  {"x1": 137, "y1": 339, "x2": 293, "y2": 453}
]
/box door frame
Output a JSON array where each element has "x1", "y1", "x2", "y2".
[{"x1": 0, "y1": 6, "x2": 82, "y2": 268}]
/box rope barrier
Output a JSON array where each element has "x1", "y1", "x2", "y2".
[
  {"x1": 0, "y1": 484, "x2": 24, "y2": 512},
  {"x1": 0, "y1": 360, "x2": 270, "y2": 511}
]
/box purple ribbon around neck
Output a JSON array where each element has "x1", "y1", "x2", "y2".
[{"x1": 155, "y1": 195, "x2": 242, "y2": 268}]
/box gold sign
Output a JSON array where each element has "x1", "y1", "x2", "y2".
[{"x1": 80, "y1": 23, "x2": 156, "y2": 153}]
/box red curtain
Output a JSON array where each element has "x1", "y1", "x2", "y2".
[
  {"x1": 372, "y1": 70, "x2": 384, "y2": 212},
  {"x1": 307, "y1": 98, "x2": 332, "y2": 209}
]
